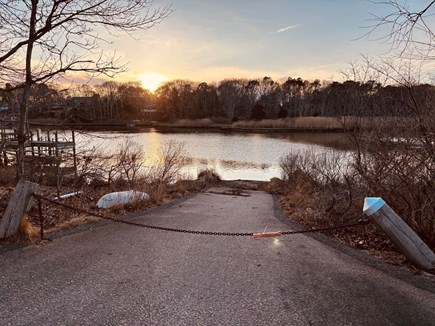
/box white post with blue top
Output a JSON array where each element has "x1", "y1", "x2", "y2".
[{"x1": 363, "y1": 197, "x2": 435, "y2": 270}]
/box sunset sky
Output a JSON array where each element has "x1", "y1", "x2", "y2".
[{"x1": 99, "y1": 0, "x2": 425, "y2": 90}]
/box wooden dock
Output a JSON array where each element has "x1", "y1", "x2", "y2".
[{"x1": 0, "y1": 125, "x2": 77, "y2": 177}]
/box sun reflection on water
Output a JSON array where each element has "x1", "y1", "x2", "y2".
[{"x1": 76, "y1": 130, "x2": 349, "y2": 181}]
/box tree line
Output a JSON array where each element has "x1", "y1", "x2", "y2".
[
  {"x1": 0, "y1": 81, "x2": 154, "y2": 121},
  {"x1": 1, "y1": 76, "x2": 434, "y2": 123}
]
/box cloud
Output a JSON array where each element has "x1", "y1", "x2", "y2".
[
  {"x1": 275, "y1": 24, "x2": 300, "y2": 33},
  {"x1": 196, "y1": 66, "x2": 281, "y2": 82}
]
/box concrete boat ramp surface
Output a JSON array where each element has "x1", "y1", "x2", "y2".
[{"x1": 1, "y1": 188, "x2": 434, "y2": 325}]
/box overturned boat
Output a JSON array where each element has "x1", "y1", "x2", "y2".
[{"x1": 96, "y1": 190, "x2": 149, "y2": 208}]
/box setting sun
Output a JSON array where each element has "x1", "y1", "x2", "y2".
[{"x1": 139, "y1": 72, "x2": 167, "y2": 92}]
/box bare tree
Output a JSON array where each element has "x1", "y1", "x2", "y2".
[
  {"x1": 0, "y1": 0, "x2": 171, "y2": 180},
  {"x1": 366, "y1": 1, "x2": 435, "y2": 59},
  {"x1": 97, "y1": 81, "x2": 120, "y2": 119},
  {"x1": 155, "y1": 80, "x2": 197, "y2": 120},
  {"x1": 217, "y1": 79, "x2": 245, "y2": 121}
]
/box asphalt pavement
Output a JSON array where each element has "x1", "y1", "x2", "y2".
[{"x1": 1, "y1": 188, "x2": 434, "y2": 325}]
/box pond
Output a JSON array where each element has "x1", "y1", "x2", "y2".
[{"x1": 75, "y1": 129, "x2": 351, "y2": 181}]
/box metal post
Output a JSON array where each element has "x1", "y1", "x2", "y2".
[
  {"x1": 38, "y1": 197, "x2": 44, "y2": 240},
  {"x1": 72, "y1": 130, "x2": 77, "y2": 178}
]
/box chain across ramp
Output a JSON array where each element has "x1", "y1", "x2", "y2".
[{"x1": 32, "y1": 193, "x2": 371, "y2": 239}]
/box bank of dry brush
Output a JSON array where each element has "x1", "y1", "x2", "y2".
[{"x1": 278, "y1": 119, "x2": 435, "y2": 253}]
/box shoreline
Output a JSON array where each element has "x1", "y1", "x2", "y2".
[{"x1": 28, "y1": 120, "x2": 349, "y2": 134}]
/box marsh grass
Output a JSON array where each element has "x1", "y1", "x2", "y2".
[
  {"x1": 232, "y1": 116, "x2": 414, "y2": 131},
  {"x1": 158, "y1": 116, "x2": 414, "y2": 134},
  {"x1": 233, "y1": 117, "x2": 345, "y2": 129},
  {"x1": 170, "y1": 118, "x2": 216, "y2": 127}
]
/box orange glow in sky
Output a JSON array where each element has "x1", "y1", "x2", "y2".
[
  {"x1": 60, "y1": 1, "x2": 396, "y2": 86},
  {"x1": 139, "y1": 72, "x2": 168, "y2": 92}
]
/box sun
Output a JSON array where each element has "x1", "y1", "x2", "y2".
[{"x1": 139, "y1": 72, "x2": 168, "y2": 92}]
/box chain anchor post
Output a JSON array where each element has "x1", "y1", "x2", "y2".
[{"x1": 37, "y1": 196, "x2": 44, "y2": 240}]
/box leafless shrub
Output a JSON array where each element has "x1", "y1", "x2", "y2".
[
  {"x1": 74, "y1": 138, "x2": 145, "y2": 190},
  {"x1": 279, "y1": 150, "x2": 355, "y2": 218},
  {"x1": 310, "y1": 151, "x2": 353, "y2": 187},
  {"x1": 117, "y1": 139, "x2": 145, "y2": 188},
  {"x1": 75, "y1": 151, "x2": 114, "y2": 188},
  {"x1": 280, "y1": 150, "x2": 351, "y2": 185},
  {"x1": 279, "y1": 152, "x2": 301, "y2": 182},
  {"x1": 197, "y1": 168, "x2": 221, "y2": 184},
  {"x1": 147, "y1": 140, "x2": 188, "y2": 184}
]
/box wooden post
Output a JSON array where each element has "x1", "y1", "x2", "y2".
[
  {"x1": 36, "y1": 129, "x2": 41, "y2": 156},
  {"x1": 47, "y1": 130, "x2": 51, "y2": 155},
  {"x1": 363, "y1": 197, "x2": 435, "y2": 270},
  {"x1": 0, "y1": 180, "x2": 39, "y2": 239}
]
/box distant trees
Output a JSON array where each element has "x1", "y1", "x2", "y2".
[
  {"x1": 194, "y1": 82, "x2": 219, "y2": 118},
  {"x1": 217, "y1": 79, "x2": 245, "y2": 121},
  {"x1": 155, "y1": 80, "x2": 195, "y2": 120},
  {"x1": 99, "y1": 81, "x2": 120, "y2": 118},
  {"x1": 27, "y1": 83, "x2": 63, "y2": 117},
  {"x1": 0, "y1": 80, "x2": 157, "y2": 121},
  {"x1": 155, "y1": 80, "x2": 221, "y2": 121},
  {"x1": 3, "y1": 74, "x2": 433, "y2": 124},
  {"x1": 118, "y1": 82, "x2": 154, "y2": 119},
  {"x1": 256, "y1": 77, "x2": 281, "y2": 118},
  {"x1": 281, "y1": 77, "x2": 308, "y2": 117}
]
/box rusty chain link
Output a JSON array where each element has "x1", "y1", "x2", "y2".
[{"x1": 32, "y1": 193, "x2": 370, "y2": 238}]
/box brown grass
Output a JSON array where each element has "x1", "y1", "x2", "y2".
[
  {"x1": 232, "y1": 116, "x2": 415, "y2": 131},
  {"x1": 46, "y1": 215, "x2": 101, "y2": 234},
  {"x1": 233, "y1": 117, "x2": 345, "y2": 129},
  {"x1": 0, "y1": 166, "x2": 16, "y2": 186},
  {"x1": 157, "y1": 116, "x2": 414, "y2": 132},
  {"x1": 17, "y1": 217, "x2": 39, "y2": 240},
  {"x1": 170, "y1": 118, "x2": 216, "y2": 127}
]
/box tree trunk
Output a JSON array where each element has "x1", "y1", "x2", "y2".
[
  {"x1": 17, "y1": 92, "x2": 29, "y2": 180},
  {"x1": 16, "y1": 0, "x2": 38, "y2": 181}
]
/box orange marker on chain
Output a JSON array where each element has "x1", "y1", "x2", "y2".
[{"x1": 253, "y1": 231, "x2": 282, "y2": 239}]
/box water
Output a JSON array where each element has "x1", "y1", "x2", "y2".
[{"x1": 74, "y1": 129, "x2": 350, "y2": 181}]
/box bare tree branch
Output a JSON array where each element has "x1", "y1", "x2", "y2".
[{"x1": 364, "y1": 1, "x2": 435, "y2": 59}]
